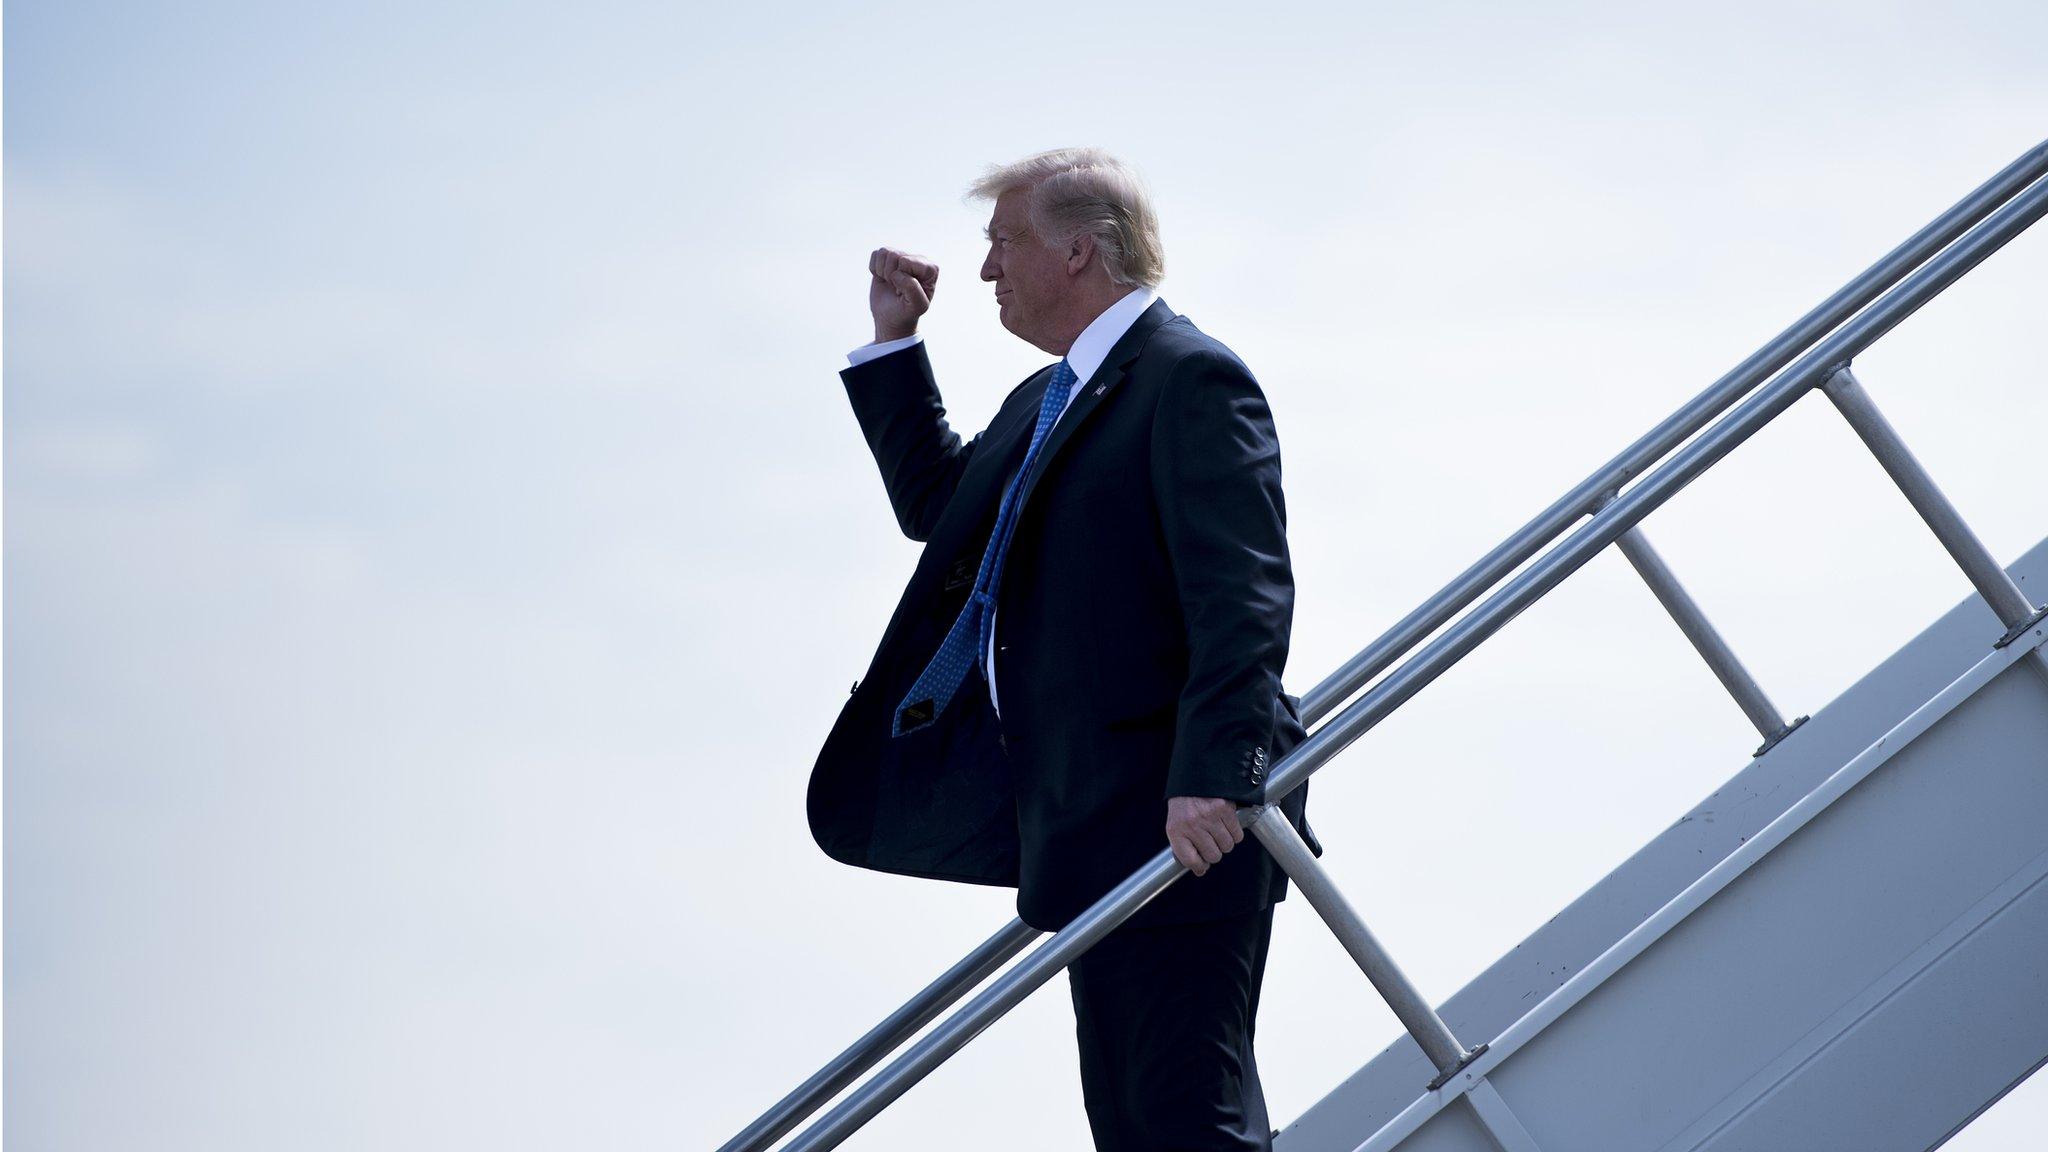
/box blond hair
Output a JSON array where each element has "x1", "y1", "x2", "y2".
[{"x1": 966, "y1": 147, "x2": 1165, "y2": 288}]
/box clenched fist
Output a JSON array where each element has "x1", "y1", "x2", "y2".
[
  {"x1": 1166, "y1": 795, "x2": 1247, "y2": 877},
  {"x1": 868, "y1": 247, "x2": 940, "y2": 342}
]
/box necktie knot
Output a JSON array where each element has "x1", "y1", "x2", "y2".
[{"x1": 1039, "y1": 360, "x2": 1077, "y2": 423}]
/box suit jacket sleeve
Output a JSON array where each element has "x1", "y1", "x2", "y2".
[
  {"x1": 839, "y1": 341, "x2": 979, "y2": 542},
  {"x1": 1150, "y1": 349, "x2": 1293, "y2": 804}
]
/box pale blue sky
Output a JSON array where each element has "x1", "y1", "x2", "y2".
[{"x1": 8, "y1": 2, "x2": 2048, "y2": 1149}]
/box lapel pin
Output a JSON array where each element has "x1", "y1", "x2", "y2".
[{"x1": 1094, "y1": 383, "x2": 1107, "y2": 396}]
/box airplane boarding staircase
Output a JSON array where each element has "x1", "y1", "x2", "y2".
[{"x1": 719, "y1": 140, "x2": 2048, "y2": 1152}]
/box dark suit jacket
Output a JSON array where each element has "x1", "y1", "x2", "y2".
[{"x1": 809, "y1": 297, "x2": 1320, "y2": 931}]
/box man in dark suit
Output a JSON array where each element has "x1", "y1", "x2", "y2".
[{"x1": 809, "y1": 147, "x2": 1317, "y2": 1151}]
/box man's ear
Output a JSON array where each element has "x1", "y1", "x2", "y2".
[{"x1": 1065, "y1": 233, "x2": 1096, "y2": 277}]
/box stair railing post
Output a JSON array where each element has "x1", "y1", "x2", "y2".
[
  {"x1": 1819, "y1": 365, "x2": 2048, "y2": 685},
  {"x1": 1244, "y1": 806, "x2": 1486, "y2": 1088},
  {"x1": 1598, "y1": 491, "x2": 1807, "y2": 754}
]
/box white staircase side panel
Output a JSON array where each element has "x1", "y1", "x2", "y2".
[
  {"x1": 1279, "y1": 536, "x2": 2048, "y2": 1152},
  {"x1": 1682, "y1": 847, "x2": 2048, "y2": 1151},
  {"x1": 1481, "y1": 661, "x2": 2048, "y2": 1151}
]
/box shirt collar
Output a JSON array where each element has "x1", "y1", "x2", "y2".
[{"x1": 1064, "y1": 286, "x2": 1158, "y2": 388}]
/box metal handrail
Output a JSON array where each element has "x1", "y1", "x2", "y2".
[
  {"x1": 1261, "y1": 165, "x2": 2048, "y2": 809},
  {"x1": 721, "y1": 139, "x2": 2048, "y2": 1152},
  {"x1": 1295, "y1": 137, "x2": 2048, "y2": 727},
  {"x1": 715, "y1": 920, "x2": 1040, "y2": 1152}
]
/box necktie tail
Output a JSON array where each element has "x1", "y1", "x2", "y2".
[{"x1": 892, "y1": 595, "x2": 988, "y2": 737}]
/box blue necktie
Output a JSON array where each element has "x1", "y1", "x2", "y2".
[{"x1": 894, "y1": 359, "x2": 1078, "y2": 737}]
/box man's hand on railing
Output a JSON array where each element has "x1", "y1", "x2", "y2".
[{"x1": 1165, "y1": 795, "x2": 1246, "y2": 877}]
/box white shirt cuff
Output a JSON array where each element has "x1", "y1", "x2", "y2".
[{"x1": 847, "y1": 333, "x2": 924, "y2": 367}]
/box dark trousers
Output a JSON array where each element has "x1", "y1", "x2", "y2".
[{"x1": 1065, "y1": 902, "x2": 1276, "y2": 1151}]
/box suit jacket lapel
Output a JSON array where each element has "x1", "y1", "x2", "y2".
[
  {"x1": 1014, "y1": 297, "x2": 1175, "y2": 513},
  {"x1": 971, "y1": 391, "x2": 1040, "y2": 500},
  {"x1": 945, "y1": 358, "x2": 1061, "y2": 533}
]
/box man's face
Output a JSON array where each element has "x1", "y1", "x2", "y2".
[{"x1": 980, "y1": 188, "x2": 1072, "y2": 349}]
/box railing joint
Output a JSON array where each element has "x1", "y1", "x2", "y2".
[
  {"x1": 1753, "y1": 714, "x2": 1809, "y2": 758},
  {"x1": 1994, "y1": 604, "x2": 2048, "y2": 649},
  {"x1": 1424, "y1": 1042, "x2": 1491, "y2": 1091}
]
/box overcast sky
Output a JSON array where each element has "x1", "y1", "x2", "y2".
[{"x1": 7, "y1": 2, "x2": 2048, "y2": 1149}]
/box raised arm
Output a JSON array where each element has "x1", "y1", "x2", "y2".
[{"x1": 838, "y1": 248, "x2": 976, "y2": 542}]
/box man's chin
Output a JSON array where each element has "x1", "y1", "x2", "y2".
[{"x1": 994, "y1": 309, "x2": 1049, "y2": 351}]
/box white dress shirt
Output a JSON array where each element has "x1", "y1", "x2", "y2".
[{"x1": 847, "y1": 286, "x2": 1159, "y2": 718}]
